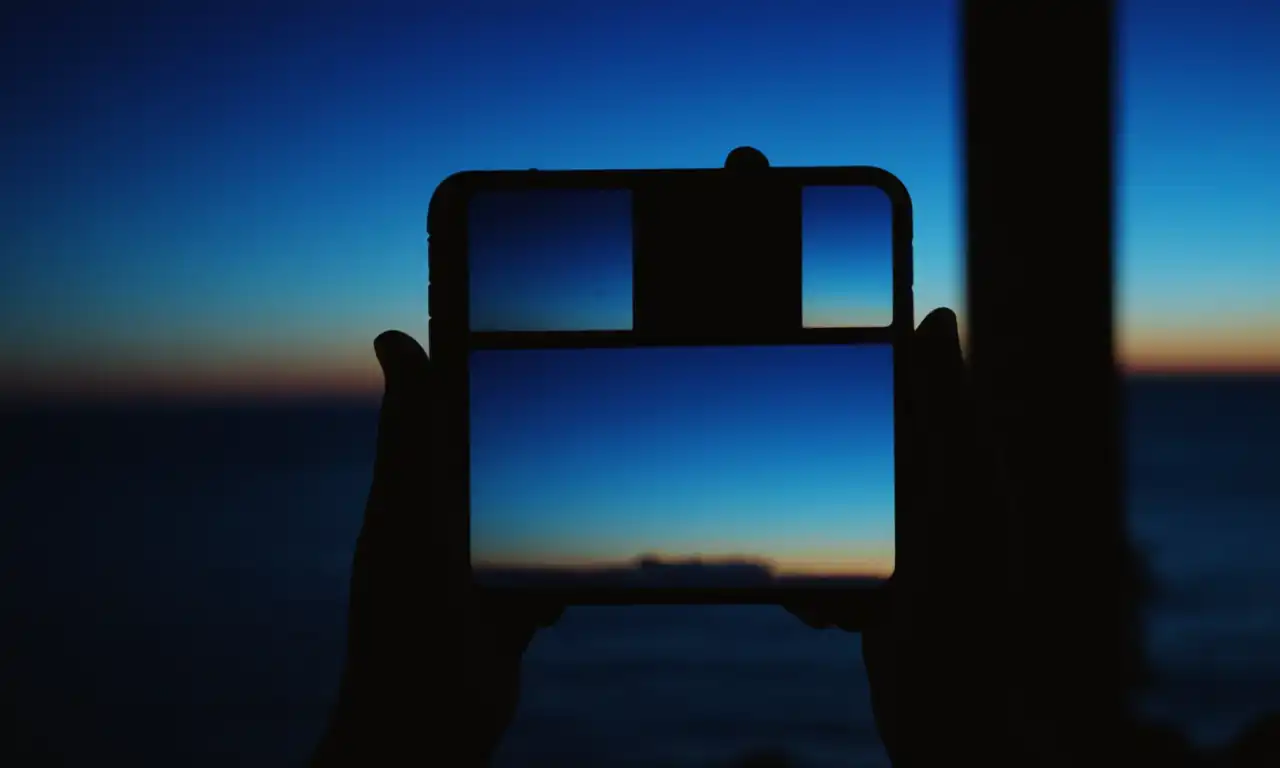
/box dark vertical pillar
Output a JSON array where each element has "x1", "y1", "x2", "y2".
[{"x1": 963, "y1": 0, "x2": 1131, "y2": 759}]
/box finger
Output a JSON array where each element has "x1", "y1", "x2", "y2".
[
  {"x1": 911, "y1": 307, "x2": 1010, "y2": 642},
  {"x1": 916, "y1": 306, "x2": 961, "y2": 348},
  {"x1": 900, "y1": 309, "x2": 960, "y2": 589},
  {"x1": 914, "y1": 307, "x2": 965, "y2": 410},
  {"x1": 367, "y1": 330, "x2": 432, "y2": 528},
  {"x1": 910, "y1": 307, "x2": 964, "y2": 456},
  {"x1": 914, "y1": 307, "x2": 988, "y2": 519},
  {"x1": 343, "y1": 332, "x2": 432, "y2": 673},
  {"x1": 909, "y1": 307, "x2": 969, "y2": 529}
]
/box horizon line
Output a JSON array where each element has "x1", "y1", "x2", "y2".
[{"x1": 2, "y1": 366, "x2": 1279, "y2": 405}]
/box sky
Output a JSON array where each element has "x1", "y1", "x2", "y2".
[
  {"x1": 469, "y1": 188, "x2": 636, "y2": 332},
  {"x1": 2, "y1": 0, "x2": 1280, "y2": 397},
  {"x1": 470, "y1": 344, "x2": 895, "y2": 575}
]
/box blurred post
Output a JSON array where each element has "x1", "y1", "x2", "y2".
[{"x1": 963, "y1": 0, "x2": 1134, "y2": 760}]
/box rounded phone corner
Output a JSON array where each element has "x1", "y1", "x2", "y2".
[
  {"x1": 861, "y1": 167, "x2": 914, "y2": 215},
  {"x1": 427, "y1": 170, "x2": 483, "y2": 237}
]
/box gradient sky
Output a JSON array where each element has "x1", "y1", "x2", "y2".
[
  {"x1": 470, "y1": 344, "x2": 894, "y2": 575},
  {"x1": 803, "y1": 186, "x2": 893, "y2": 327},
  {"x1": 469, "y1": 188, "x2": 635, "y2": 332},
  {"x1": 467, "y1": 185, "x2": 892, "y2": 332},
  {"x1": 2, "y1": 0, "x2": 1279, "y2": 397}
]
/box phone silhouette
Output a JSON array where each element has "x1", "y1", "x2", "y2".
[{"x1": 428, "y1": 150, "x2": 913, "y2": 619}]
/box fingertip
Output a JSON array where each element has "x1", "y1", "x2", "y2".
[
  {"x1": 373, "y1": 330, "x2": 399, "y2": 373},
  {"x1": 374, "y1": 330, "x2": 430, "y2": 383},
  {"x1": 918, "y1": 308, "x2": 959, "y2": 342},
  {"x1": 915, "y1": 308, "x2": 965, "y2": 380}
]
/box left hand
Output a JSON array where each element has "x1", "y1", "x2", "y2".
[{"x1": 312, "y1": 330, "x2": 561, "y2": 767}]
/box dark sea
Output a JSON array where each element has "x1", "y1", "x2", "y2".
[{"x1": 2, "y1": 378, "x2": 1278, "y2": 767}]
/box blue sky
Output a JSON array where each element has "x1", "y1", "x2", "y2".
[
  {"x1": 2, "y1": 0, "x2": 1279, "y2": 396},
  {"x1": 470, "y1": 344, "x2": 895, "y2": 573},
  {"x1": 469, "y1": 188, "x2": 636, "y2": 332}
]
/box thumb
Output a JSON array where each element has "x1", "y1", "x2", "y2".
[
  {"x1": 374, "y1": 330, "x2": 430, "y2": 394},
  {"x1": 915, "y1": 307, "x2": 963, "y2": 379},
  {"x1": 910, "y1": 306, "x2": 967, "y2": 455},
  {"x1": 367, "y1": 331, "x2": 431, "y2": 519}
]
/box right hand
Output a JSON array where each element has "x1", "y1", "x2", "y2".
[{"x1": 787, "y1": 307, "x2": 1022, "y2": 764}]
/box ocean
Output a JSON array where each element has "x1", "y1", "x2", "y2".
[{"x1": 1, "y1": 377, "x2": 1278, "y2": 766}]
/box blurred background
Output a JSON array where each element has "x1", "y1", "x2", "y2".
[{"x1": 2, "y1": 1, "x2": 1278, "y2": 766}]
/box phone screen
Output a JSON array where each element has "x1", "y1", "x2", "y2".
[{"x1": 464, "y1": 182, "x2": 895, "y2": 590}]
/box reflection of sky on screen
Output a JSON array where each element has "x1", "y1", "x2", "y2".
[
  {"x1": 802, "y1": 186, "x2": 894, "y2": 328},
  {"x1": 469, "y1": 344, "x2": 894, "y2": 574},
  {"x1": 467, "y1": 185, "x2": 893, "y2": 333},
  {"x1": 468, "y1": 189, "x2": 633, "y2": 331}
]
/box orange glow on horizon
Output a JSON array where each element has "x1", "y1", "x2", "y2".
[
  {"x1": 474, "y1": 550, "x2": 896, "y2": 578},
  {"x1": 4, "y1": 324, "x2": 1280, "y2": 401},
  {"x1": 1119, "y1": 325, "x2": 1280, "y2": 375},
  {"x1": 1122, "y1": 361, "x2": 1280, "y2": 376}
]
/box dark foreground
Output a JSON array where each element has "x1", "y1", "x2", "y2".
[{"x1": 2, "y1": 377, "x2": 1279, "y2": 766}]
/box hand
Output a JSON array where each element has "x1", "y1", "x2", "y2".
[
  {"x1": 787, "y1": 307, "x2": 1020, "y2": 764},
  {"x1": 312, "y1": 331, "x2": 560, "y2": 767}
]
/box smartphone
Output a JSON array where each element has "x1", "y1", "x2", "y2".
[{"x1": 427, "y1": 159, "x2": 913, "y2": 611}]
